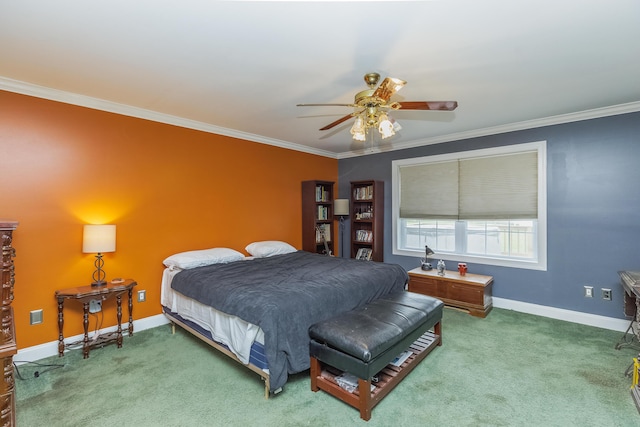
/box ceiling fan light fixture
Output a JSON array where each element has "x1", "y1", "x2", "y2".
[
  {"x1": 297, "y1": 72, "x2": 457, "y2": 142},
  {"x1": 390, "y1": 116, "x2": 402, "y2": 132},
  {"x1": 352, "y1": 129, "x2": 366, "y2": 141},
  {"x1": 350, "y1": 116, "x2": 366, "y2": 141},
  {"x1": 378, "y1": 113, "x2": 395, "y2": 139}
]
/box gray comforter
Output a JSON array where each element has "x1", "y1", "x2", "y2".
[{"x1": 171, "y1": 250, "x2": 408, "y2": 391}]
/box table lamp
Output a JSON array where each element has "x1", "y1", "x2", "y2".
[
  {"x1": 334, "y1": 199, "x2": 350, "y2": 258},
  {"x1": 421, "y1": 245, "x2": 435, "y2": 271},
  {"x1": 82, "y1": 224, "x2": 116, "y2": 286}
]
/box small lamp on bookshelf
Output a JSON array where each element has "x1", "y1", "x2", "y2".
[{"x1": 334, "y1": 199, "x2": 350, "y2": 258}]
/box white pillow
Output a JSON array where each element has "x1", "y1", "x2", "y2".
[
  {"x1": 245, "y1": 241, "x2": 297, "y2": 258},
  {"x1": 163, "y1": 247, "x2": 245, "y2": 270}
]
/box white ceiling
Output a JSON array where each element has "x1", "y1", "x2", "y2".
[{"x1": 2, "y1": 1, "x2": 640, "y2": 158}]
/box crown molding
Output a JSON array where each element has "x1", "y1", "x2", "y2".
[
  {"x1": 3, "y1": 76, "x2": 638, "y2": 161},
  {"x1": 0, "y1": 77, "x2": 338, "y2": 159}
]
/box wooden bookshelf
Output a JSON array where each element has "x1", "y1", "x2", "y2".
[
  {"x1": 350, "y1": 180, "x2": 384, "y2": 262},
  {"x1": 302, "y1": 180, "x2": 334, "y2": 255},
  {"x1": 0, "y1": 221, "x2": 18, "y2": 426}
]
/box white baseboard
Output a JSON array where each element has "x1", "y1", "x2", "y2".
[
  {"x1": 14, "y1": 314, "x2": 170, "y2": 363},
  {"x1": 14, "y1": 301, "x2": 631, "y2": 363},
  {"x1": 493, "y1": 297, "x2": 630, "y2": 333}
]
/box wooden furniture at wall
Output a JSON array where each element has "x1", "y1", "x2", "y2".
[
  {"x1": 616, "y1": 270, "x2": 640, "y2": 350},
  {"x1": 615, "y1": 271, "x2": 640, "y2": 412},
  {"x1": 408, "y1": 267, "x2": 493, "y2": 317},
  {"x1": 0, "y1": 220, "x2": 18, "y2": 427},
  {"x1": 350, "y1": 180, "x2": 384, "y2": 261},
  {"x1": 302, "y1": 180, "x2": 334, "y2": 255},
  {"x1": 55, "y1": 279, "x2": 137, "y2": 358}
]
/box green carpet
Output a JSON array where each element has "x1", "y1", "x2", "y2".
[{"x1": 15, "y1": 308, "x2": 640, "y2": 426}]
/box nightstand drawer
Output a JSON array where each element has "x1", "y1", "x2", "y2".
[
  {"x1": 408, "y1": 276, "x2": 441, "y2": 296},
  {"x1": 449, "y1": 283, "x2": 484, "y2": 305}
]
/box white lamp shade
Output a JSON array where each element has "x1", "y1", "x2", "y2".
[
  {"x1": 82, "y1": 224, "x2": 116, "y2": 253},
  {"x1": 334, "y1": 199, "x2": 350, "y2": 216},
  {"x1": 350, "y1": 116, "x2": 366, "y2": 141},
  {"x1": 378, "y1": 113, "x2": 395, "y2": 139}
]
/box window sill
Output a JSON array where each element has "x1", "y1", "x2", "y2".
[{"x1": 393, "y1": 248, "x2": 547, "y2": 271}]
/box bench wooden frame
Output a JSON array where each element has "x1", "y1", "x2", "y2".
[{"x1": 310, "y1": 323, "x2": 441, "y2": 421}]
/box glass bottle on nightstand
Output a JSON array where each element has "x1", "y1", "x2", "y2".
[{"x1": 437, "y1": 260, "x2": 446, "y2": 276}]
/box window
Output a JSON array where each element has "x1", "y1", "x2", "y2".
[{"x1": 392, "y1": 141, "x2": 546, "y2": 270}]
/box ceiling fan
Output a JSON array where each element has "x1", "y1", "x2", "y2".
[{"x1": 297, "y1": 72, "x2": 458, "y2": 141}]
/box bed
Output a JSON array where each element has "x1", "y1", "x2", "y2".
[{"x1": 160, "y1": 242, "x2": 409, "y2": 397}]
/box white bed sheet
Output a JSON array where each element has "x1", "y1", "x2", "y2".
[{"x1": 161, "y1": 266, "x2": 265, "y2": 365}]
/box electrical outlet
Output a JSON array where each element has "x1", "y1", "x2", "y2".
[
  {"x1": 584, "y1": 286, "x2": 594, "y2": 298},
  {"x1": 137, "y1": 290, "x2": 146, "y2": 303},
  {"x1": 30, "y1": 309, "x2": 43, "y2": 325},
  {"x1": 602, "y1": 288, "x2": 612, "y2": 301},
  {"x1": 89, "y1": 299, "x2": 102, "y2": 313}
]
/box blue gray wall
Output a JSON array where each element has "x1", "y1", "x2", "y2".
[{"x1": 338, "y1": 112, "x2": 640, "y2": 319}]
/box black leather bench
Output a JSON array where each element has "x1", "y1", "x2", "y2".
[{"x1": 309, "y1": 291, "x2": 443, "y2": 421}]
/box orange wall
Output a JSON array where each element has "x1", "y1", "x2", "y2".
[{"x1": 0, "y1": 90, "x2": 338, "y2": 349}]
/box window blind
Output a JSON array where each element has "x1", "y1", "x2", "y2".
[
  {"x1": 399, "y1": 151, "x2": 538, "y2": 220},
  {"x1": 399, "y1": 160, "x2": 459, "y2": 219},
  {"x1": 459, "y1": 151, "x2": 538, "y2": 219}
]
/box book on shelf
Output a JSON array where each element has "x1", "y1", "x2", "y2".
[
  {"x1": 354, "y1": 185, "x2": 374, "y2": 200},
  {"x1": 315, "y1": 185, "x2": 330, "y2": 202},
  {"x1": 390, "y1": 350, "x2": 412, "y2": 367},
  {"x1": 317, "y1": 205, "x2": 329, "y2": 220},
  {"x1": 355, "y1": 248, "x2": 372, "y2": 261},
  {"x1": 355, "y1": 229, "x2": 373, "y2": 242},
  {"x1": 315, "y1": 224, "x2": 331, "y2": 243}
]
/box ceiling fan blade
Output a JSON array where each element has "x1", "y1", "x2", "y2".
[
  {"x1": 297, "y1": 103, "x2": 356, "y2": 107},
  {"x1": 319, "y1": 113, "x2": 355, "y2": 131},
  {"x1": 373, "y1": 77, "x2": 406, "y2": 101},
  {"x1": 397, "y1": 101, "x2": 458, "y2": 111}
]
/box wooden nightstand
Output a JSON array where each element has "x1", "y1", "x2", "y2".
[
  {"x1": 408, "y1": 268, "x2": 493, "y2": 317},
  {"x1": 55, "y1": 279, "x2": 136, "y2": 358}
]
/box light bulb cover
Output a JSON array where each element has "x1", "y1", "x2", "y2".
[
  {"x1": 378, "y1": 113, "x2": 395, "y2": 139},
  {"x1": 350, "y1": 115, "x2": 366, "y2": 141}
]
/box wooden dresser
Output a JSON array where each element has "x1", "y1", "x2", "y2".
[
  {"x1": 0, "y1": 221, "x2": 18, "y2": 426},
  {"x1": 408, "y1": 267, "x2": 493, "y2": 318}
]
